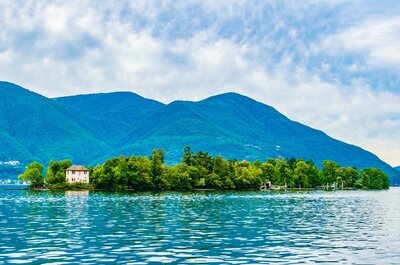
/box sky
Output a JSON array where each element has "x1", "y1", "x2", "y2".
[{"x1": 0, "y1": 0, "x2": 399, "y2": 166}]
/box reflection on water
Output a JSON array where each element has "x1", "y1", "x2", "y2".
[
  {"x1": 0, "y1": 187, "x2": 399, "y2": 264},
  {"x1": 65, "y1": 190, "x2": 89, "y2": 197}
]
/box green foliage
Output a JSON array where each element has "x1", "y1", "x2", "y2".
[
  {"x1": 56, "y1": 91, "x2": 164, "y2": 125},
  {"x1": 337, "y1": 167, "x2": 359, "y2": 187},
  {"x1": 28, "y1": 147, "x2": 390, "y2": 191},
  {"x1": 320, "y1": 160, "x2": 341, "y2": 185},
  {"x1": 128, "y1": 156, "x2": 153, "y2": 189},
  {"x1": 18, "y1": 161, "x2": 44, "y2": 188},
  {"x1": 294, "y1": 161, "x2": 310, "y2": 188},
  {"x1": 233, "y1": 162, "x2": 263, "y2": 190},
  {"x1": 167, "y1": 164, "x2": 193, "y2": 190},
  {"x1": 306, "y1": 161, "x2": 320, "y2": 188},
  {"x1": 0, "y1": 82, "x2": 113, "y2": 176},
  {"x1": 182, "y1": 146, "x2": 192, "y2": 166},
  {"x1": 150, "y1": 149, "x2": 169, "y2": 190},
  {"x1": 50, "y1": 182, "x2": 94, "y2": 190},
  {"x1": 1, "y1": 82, "x2": 399, "y2": 185},
  {"x1": 360, "y1": 168, "x2": 390, "y2": 190},
  {"x1": 45, "y1": 160, "x2": 72, "y2": 185},
  {"x1": 91, "y1": 155, "x2": 155, "y2": 190}
]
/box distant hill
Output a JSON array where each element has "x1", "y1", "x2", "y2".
[
  {"x1": 1, "y1": 81, "x2": 399, "y2": 184},
  {"x1": 0, "y1": 81, "x2": 113, "y2": 167},
  {"x1": 113, "y1": 93, "x2": 399, "y2": 184},
  {"x1": 56, "y1": 92, "x2": 164, "y2": 125}
]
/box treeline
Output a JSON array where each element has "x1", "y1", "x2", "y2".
[
  {"x1": 18, "y1": 147, "x2": 390, "y2": 190},
  {"x1": 18, "y1": 160, "x2": 93, "y2": 189},
  {"x1": 91, "y1": 147, "x2": 389, "y2": 190}
]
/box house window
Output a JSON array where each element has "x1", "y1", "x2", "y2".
[{"x1": 72, "y1": 171, "x2": 75, "y2": 175}]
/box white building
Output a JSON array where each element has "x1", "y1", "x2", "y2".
[{"x1": 66, "y1": 165, "x2": 90, "y2": 183}]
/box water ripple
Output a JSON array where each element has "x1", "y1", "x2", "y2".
[{"x1": 0, "y1": 187, "x2": 399, "y2": 264}]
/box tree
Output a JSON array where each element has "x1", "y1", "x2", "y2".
[
  {"x1": 192, "y1": 151, "x2": 213, "y2": 172},
  {"x1": 113, "y1": 156, "x2": 130, "y2": 190},
  {"x1": 233, "y1": 161, "x2": 263, "y2": 190},
  {"x1": 127, "y1": 156, "x2": 153, "y2": 190},
  {"x1": 182, "y1": 146, "x2": 192, "y2": 166},
  {"x1": 261, "y1": 162, "x2": 278, "y2": 184},
  {"x1": 287, "y1": 158, "x2": 298, "y2": 171},
  {"x1": 361, "y1": 168, "x2": 390, "y2": 190},
  {"x1": 212, "y1": 156, "x2": 235, "y2": 189},
  {"x1": 46, "y1": 160, "x2": 72, "y2": 185},
  {"x1": 321, "y1": 160, "x2": 340, "y2": 185},
  {"x1": 294, "y1": 161, "x2": 310, "y2": 188},
  {"x1": 51, "y1": 148, "x2": 390, "y2": 191},
  {"x1": 275, "y1": 160, "x2": 294, "y2": 187},
  {"x1": 337, "y1": 167, "x2": 359, "y2": 188},
  {"x1": 150, "y1": 149, "x2": 169, "y2": 189},
  {"x1": 306, "y1": 161, "x2": 320, "y2": 188},
  {"x1": 167, "y1": 163, "x2": 195, "y2": 190},
  {"x1": 91, "y1": 157, "x2": 120, "y2": 189},
  {"x1": 18, "y1": 161, "x2": 44, "y2": 188}
]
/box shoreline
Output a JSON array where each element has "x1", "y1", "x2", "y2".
[
  {"x1": 3, "y1": 184, "x2": 396, "y2": 192},
  {"x1": 11, "y1": 187, "x2": 390, "y2": 192}
]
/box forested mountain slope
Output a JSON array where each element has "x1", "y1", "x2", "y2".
[{"x1": 1, "y1": 81, "x2": 398, "y2": 184}]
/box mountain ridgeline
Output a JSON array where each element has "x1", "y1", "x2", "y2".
[{"x1": 0, "y1": 81, "x2": 399, "y2": 184}]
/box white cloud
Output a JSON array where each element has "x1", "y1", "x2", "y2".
[
  {"x1": 319, "y1": 17, "x2": 400, "y2": 70},
  {"x1": 0, "y1": 0, "x2": 399, "y2": 166}
]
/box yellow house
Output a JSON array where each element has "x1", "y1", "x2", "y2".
[{"x1": 65, "y1": 165, "x2": 89, "y2": 183}]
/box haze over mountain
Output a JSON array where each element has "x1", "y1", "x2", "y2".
[{"x1": 1, "y1": 81, "x2": 399, "y2": 184}]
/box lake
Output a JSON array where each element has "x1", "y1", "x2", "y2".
[{"x1": 0, "y1": 187, "x2": 399, "y2": 264}]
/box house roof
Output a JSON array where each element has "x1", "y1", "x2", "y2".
[{"x1": 66, "y1": 165, "x2": 88, "y2": 171}]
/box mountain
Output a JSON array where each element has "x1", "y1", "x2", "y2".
[
  {"x1": 55, "y1": 92, "x2": 164, "y2": 141},
  {"x1": 1, "y1": 81, "x2": 399, "y2": 184},
  {"x1": 113, "y1": 93, "x2": 399, "y2": 184},
  {"x1": 0, "y1": 81, "x2": 113, "y2": 168},
  {"x1": 56, "y1": 92, "x2": 164, "y2": 125}
]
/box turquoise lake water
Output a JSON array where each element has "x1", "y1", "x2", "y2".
[{"x1": 0, "y1": 187, "x2": 399, "y2": 264}]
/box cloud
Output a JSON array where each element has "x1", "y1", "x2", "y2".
[
  {"x1": 0, "y1": 0, "x2": 399, "y2": 166},
  {"x1": 319, "y1": 17, "x2": 400, "y2": 70}
]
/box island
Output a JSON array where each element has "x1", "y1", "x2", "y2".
[{"x1": 18, "y1": 146, "x2": 390, "y2": 191}]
